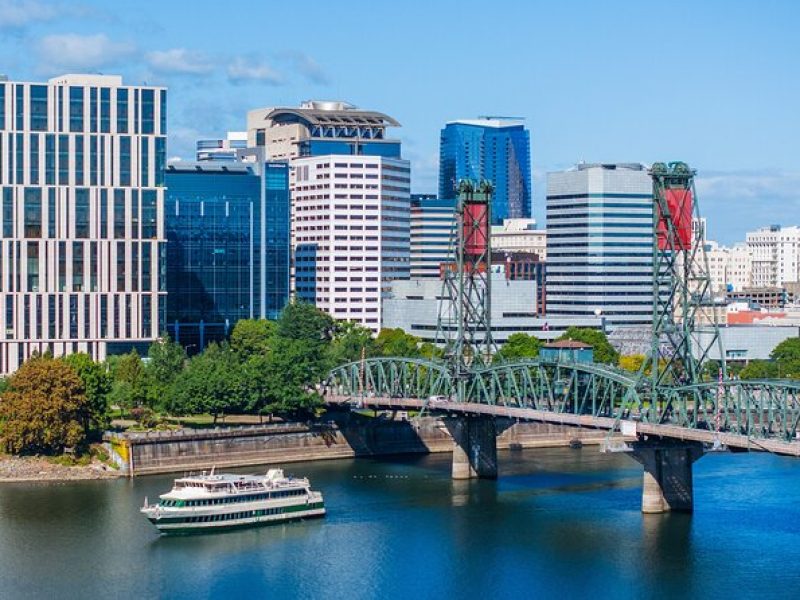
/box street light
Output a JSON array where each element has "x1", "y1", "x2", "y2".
[{"x1": 594, "y1": 308, "x2": 606, "y2": 334}]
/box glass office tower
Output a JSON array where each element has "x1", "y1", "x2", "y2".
[
  {"x1": 439, "y1": 118, "x2": 531, "y2": 223},
  {"x1": 164, "y1": 161, "x2": 289, "y2": 351}
]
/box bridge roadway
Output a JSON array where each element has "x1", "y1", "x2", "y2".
[{"x1": 326, "y1": 394, "x2": 800, "y2": 458}]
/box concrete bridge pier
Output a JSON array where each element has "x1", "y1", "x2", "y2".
[
  {"x1": 630, "y1": 439, "x2": 704, "y2": 513},
  {"x1": 447, "y1": 416, "x2": 498, "y2": 480}
]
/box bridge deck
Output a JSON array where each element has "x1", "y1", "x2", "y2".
[{"x1": 326, "y1": 395, "x2": 800, "y2": 458}]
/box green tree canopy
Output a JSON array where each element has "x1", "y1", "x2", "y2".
[
  {"x1": 557, "y1": 327, "x2": 619, "y2": 364},
  {"x1": 108, "y1": 349, "x2": 149, "y2": 411},
  {"x1": 62, "y1": 353, "x2": 112, "y2": 438},
  {"x1": 260, "y1": 338, "x2": 325, "y2": 420},
  {"x1": 493, "y1": 333, "x2": 541, "y2": 363},
  {"x1": 0, "y1": 356, "x2": 88, "y2": 454},
  {"x1": 740, "y1": 359, "x2": 778, "y2": 380},
  {"x1": 230, "y1": 319, "x2": 276, "y2": 360},
  {"x1": 169, "y1": 343, "x2": 245, "y2": 422},
  {"x1": 146, "y1": 335, "x2": 187, "y2": 409},
  {"x1": 375, "y1": 328, "x2": 421, "y2": 358},
  {"x1": 276, "y1": 302, "x2": 335, "y2": 346},
  {"x1": 327, "y1": 321, "x2": 377, "y2": 366},
  {"x1": 770, "y1": 337, "x2": 800, "y2": 378}
]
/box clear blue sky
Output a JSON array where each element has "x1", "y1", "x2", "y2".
[{"x1": 1, "y1": 0, "x2": 798, "y2": 244}]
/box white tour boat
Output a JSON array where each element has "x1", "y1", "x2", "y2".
[{"x1": 141, "y1": 468, "x2": 325, "y2": 534}]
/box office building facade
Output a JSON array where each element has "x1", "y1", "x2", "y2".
[
  {"x1": 292, "y1": 156, "x2": 410, "y2": 332},
  {"x1": 165, "y1": 161, "x2": 290, "y2": 351},
  {"x1": 0, "y1": 73, "x2": 166, "y2": 373},
  {"x1": 383, "y1": 274, "x2": 599, "y2": 344},
  {"x1": 439, "y1": 118, "x2": 531, "y2": 223},
  {"x1": 247, "y1": 100, "x2": 401, "y2": 160},
  {"x1": 746, "y1": 225, "x2": 800, "y2": 288},
  {"x1": 546, "y1": 163, "x2": 653, "y2": 328},
  {"x1": 410, "y1": 194, "x2": 454, "y2": 278}
]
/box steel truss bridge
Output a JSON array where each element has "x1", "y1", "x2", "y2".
[{"x1": 325, "y1": 357, "x2": 800, "y2": 457}]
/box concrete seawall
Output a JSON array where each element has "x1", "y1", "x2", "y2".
[{"x1": 106, "y1": 416, "x2": 612, "y2": 477}]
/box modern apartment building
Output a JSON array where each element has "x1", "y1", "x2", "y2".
[
  {"x1": 164, "y1": 160, "x2": 290, "y2": 351},
  {"x1": 410, "y1": 194, "x2": 454, "y2": 278},
  {"x1": 0, "y1": 73, "x2": 166, "y2": 373},
  {"x1": 746, "y1": 225, "x2": 800, "y2": 288},
  {"x1": 439, "y1": 118, "x2": 531, "y2": 223},
  {"x1": 292, "y1": 156, "x2": 410, "y2": 332},
  {"x1": 546, "y1": 163, "x2": 653, "y2": 328}
]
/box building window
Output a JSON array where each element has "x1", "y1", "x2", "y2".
[
  {"x1": 29, "y1": 85, "x2": 48, "y2": 131},
  {"x1": 141, "y1": 190, "x2": 157, "y2": 239},
  {"x1": 141, "y1": 89, "x2": 154, "y2": 135},
  {"x1": 75, "y1": 188, "x2": 90, "y2": 239},
  {"x1": 27, "y1": 242, "x2": 39, "y2": 292},
  {"x1": 100, "y1": 87, "x2": 110, "y2": 133},
  {"x1": 72, "y1": 242, "x2": 84, "y2": 291},
  {"x1": 119, "y1": 136, "x2": 131, "y2": 186},
  {"x1": 24, "y1": 188, "x2": 42, "y2": 238},
  {"x1": 114, "y1": 190, "x2": 126, "y2": 238},
  {"x1": 116, "y1": 88, "x2": 128, "y2": 133},
  {"x1": 69, "y1": 86, "x2": 84, "y2": 132}
]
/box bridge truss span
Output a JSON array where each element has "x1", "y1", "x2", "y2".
[{"x1": 325, "y1": 357, "x2": 800, "y2": 453}]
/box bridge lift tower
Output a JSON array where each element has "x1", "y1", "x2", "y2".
[
  {"x1": 436, "y1": 180, "x2": 499, "y2": 478},
  {"x1": 643, "y1": 162, "x2": 726, "y2": 410},
  {"x1": 436, "y1": 179, "x2": 496, "y2": 386}
]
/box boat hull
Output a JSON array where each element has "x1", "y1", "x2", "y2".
[{"x1": 148, "y1": 505, "x2": 326, "y2": 535}]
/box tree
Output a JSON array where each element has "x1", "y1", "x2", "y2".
[
  {"x1": 375, "y1": 328, "x2": 421, "y2": 358},
  {"x1": 740, "y1": 359, "x2": 778, "y2": 380},
  {"x1": 0, "y1": 356, "x2": 88, "y2": 454},
  {"x1": 327, "y1": 321, "x2": 376, "y2": 366},
  {"x1": 557, "y1": 327, "x2": 619, "y2": 364},
  {"x1": 146, "y1": 335, "x2": 187, "y2": 408},
  {"x1": 108, "y1": 349, "x2": 149, "y2": 412},
  {"x1": 494, "y1": 333, "x2": 541, "y2": 362},
  {"x1": 770, "y1": 337, "x2": 800, "y2": 379},
  {"x1": 230, "y1": 319, "x2": 276, "y2": 360},
  {"x1": 276, "y1": 302, "x2": 335, "y2": 346},
  {"x1": 169, "y1": 343, "x2": 245, "y2": 422},
  {"x1": 63, "y1": 353, "x2": 112, "y2": 438},
  {"x1": 619, "y1": 354, "x2": 646, "y2": 374},
  {"x1": 261, "y1": 338, "x2": 325, "y2": 420}
]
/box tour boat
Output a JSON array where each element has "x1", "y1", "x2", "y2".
[{"x1": 141, "y1": 468, "x2": 325, "y2": 534}]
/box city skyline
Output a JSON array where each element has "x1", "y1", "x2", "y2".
[{"x1": 0, "y1": 0, "x2": 798, "y2": 244}]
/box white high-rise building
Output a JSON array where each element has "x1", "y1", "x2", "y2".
[
  {"x1": 292, "y1": 156, "x2": 410, "y2": 332},
  {"x1": 706, "y1": 241, "x2": 752, "y2": 293},
  {"x1": 746, "y1": 225, "x2": 800, "y2": 288},
  {"x1": 546, "y1": 163, "x2": 653, "y2": 328},
  {"x1": 0, "y1": 74, "x2": 166, "y2": 373}
]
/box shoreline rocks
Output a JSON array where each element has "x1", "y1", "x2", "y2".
[{"x1": 0, "y1": 455, "x2": 122, "y2": 482}]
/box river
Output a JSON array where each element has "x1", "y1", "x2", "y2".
[{"x1": 1, "y1": 447, "x2": 799, "y2": 599}]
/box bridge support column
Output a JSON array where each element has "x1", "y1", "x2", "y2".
[
  {"x1": 448, "y1": 416, "x2": 497, "y2": 480},
  {"x1": 630, "y1": 439, "x2": 704, "y2": 513}
]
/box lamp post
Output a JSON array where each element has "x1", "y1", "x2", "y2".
[{"x1": 594, "y1": 308, "x2": 606, "y2": 334}]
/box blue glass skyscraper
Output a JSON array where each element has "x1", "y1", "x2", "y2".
[
  {"x1": 439, "y1": 118, "x2": 532, "y2": 223},
  {"x1": 164, "y1": 161, "x2": 290, "y2": 351}
]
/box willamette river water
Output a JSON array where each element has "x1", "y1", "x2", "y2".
[{"x1": 1, "y1": 447, "x2": 800, "y2": 600}]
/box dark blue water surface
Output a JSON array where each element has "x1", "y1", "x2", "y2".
[{"x1": 1, "y1": 448, "x2": 800, "y2": 600}]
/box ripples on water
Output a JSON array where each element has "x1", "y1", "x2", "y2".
[{"x1": 1, "y1": 448, "x2": 800, "y2": 600}]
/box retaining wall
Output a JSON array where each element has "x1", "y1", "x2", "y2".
[{"x1": 105, "y1": 417, "x2": 610, "y2": 477}]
